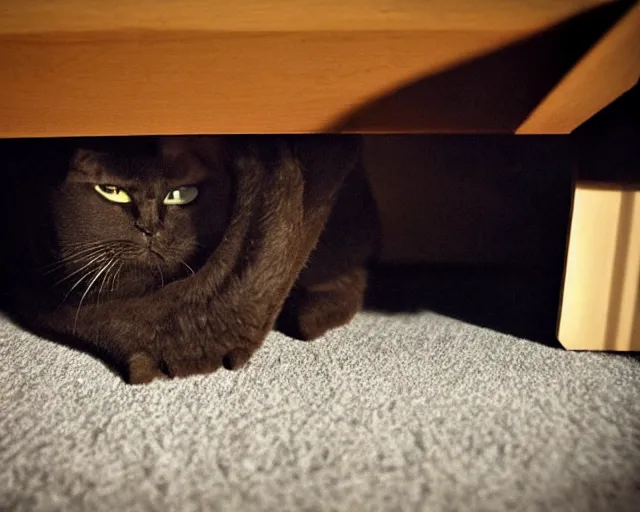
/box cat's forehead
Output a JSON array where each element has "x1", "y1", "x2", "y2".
[
  {"x1": 68, "y1": 143, "x2": 211, "y2": 184},
  {"x1": 103, "y1": 154, "x2": 194, "y2": 180}
]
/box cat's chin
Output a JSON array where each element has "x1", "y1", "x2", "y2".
[
  {"x1": 89, "y1": 265, "x2": 168, "y2": 302},
  {"x1": 69, "y1": 257, "x2": 188, "y2": 305}
]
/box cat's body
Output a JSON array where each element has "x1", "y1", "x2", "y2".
[{"x1": 1, "y1": 136, "x2": 379, "y2": 382}]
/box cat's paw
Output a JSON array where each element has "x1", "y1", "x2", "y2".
[
  {"x1": 126, "y1": 351, "x2": 221, "y2": 384},
  {"x1": 221, "y1": 347, "x2": 254, "y2": 370},
  {"x1": 127, "y1": 352, "x2": 168, "y2": 385},
  {"x1": 279, "y1": 267, "x2": 367, "y2": 341},
  {"x1": 277, "y1": 289, "x2": 361, "y2": 341},
  {"x1": 126, "y1": 344, "x2": 257, "y2": 384}
]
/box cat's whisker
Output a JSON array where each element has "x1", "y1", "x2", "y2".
[
  {"x1": 154, "y1": 262, "x2": 165, "y2": 288},
  {"x1": 55, "y1": 240, "x2": 123, "y2": 254},
  {"x1": 105, "y1": 259, "x2": 121, "y2": 294},
  {"x1": 110, "y1": 261, "x2": 125, "y2": 293},
  {"x1": 61, "y1": 240, "x2": 120, "y2": 248},
  {"x1": 69, "y1": 239, "x2": 139, "y2": 249},
  {"x1": 179, "y1": 260, "x2": 196, "y2": 277},
  {"x1": 97, "y1": 257, "x2": 119, "y2": 305},
  {"x1": 73, "y1": 260, "x2": 113, "y2": 334},
  {"x1": 42, "y1": 247, "x2": 113, "y2": 274},
  {"x1": 61, "y1": 242, "x2": 121, "y2": 255},
  {"x1": 60, "y1": 265, "x2": 102, "y2": 304},
  {"x1": 41, "y1": 240, "x2": 136, "y2": 273},
  {"x1": 41, "y1": 247, "x2": 103, "y2": 270},
  {"x1": 41, "y1": 240, "x2": 123, "y2": 268},
  {"x1": 53, "y1": 254, "x2": 108, "y2": 287}
]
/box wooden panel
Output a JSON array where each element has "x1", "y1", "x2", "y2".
[
  {"x1": 517, "y1": 1, "x2": 640, "y2": 134},
  {"x1": 558, "y1": 184, "x2": 640, "y2": 351},
  {"x1": 0, "y1": 0, "x2": 618, "y2": 137},
  {"x1": 1, "y1": 0, "x2": 610, "y2": 34},
  {"x1": 0, "y1": 31, "x2": 516, "y2": 137}
]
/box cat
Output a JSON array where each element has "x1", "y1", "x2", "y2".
[{"x1": 0, "y1": 135, "x2": 380, "y2": 383}]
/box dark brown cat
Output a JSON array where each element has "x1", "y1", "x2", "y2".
[{"x1": 0, "y1": 135, "x2": 379, "y2": 383}]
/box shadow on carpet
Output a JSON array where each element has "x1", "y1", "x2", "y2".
[{"x1": 366, "y1": 264, "x2": 568, "y2": 349}]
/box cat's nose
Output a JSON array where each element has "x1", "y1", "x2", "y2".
[{"x1": 134, "y1": 221, "x2": 156, "y2": 237}]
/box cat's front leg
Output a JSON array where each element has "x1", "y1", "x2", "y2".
[
  {"x1": 127, "y1": 299, "x2": 275, "y2": 382},
  {"x1": 146, "y1": 138, "x2": 303, "y2": 378},
  {"x1": 126, "y1": 135, "x2": 362, "y2": 383}
]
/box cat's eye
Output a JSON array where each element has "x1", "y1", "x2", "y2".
[
  {"x1": 163, "y1": 186, "x2": 199, "y2": 206},
  {"x1": 94, "y1": 184, "x2": 131, "y2": 204}
]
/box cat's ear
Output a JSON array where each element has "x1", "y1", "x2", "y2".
[
  {"x1": 288, "y1": 135, "x2": 363, "y2": 206},
  {"x1": 290, "y1": 135, "x2": 362, "y2": 176},
  {"x1": 159, "y1": 136, "x2": 225, "y2": 168},
  {"x1": 68, "y1": 149, "x2": 108, "y2": 181}
]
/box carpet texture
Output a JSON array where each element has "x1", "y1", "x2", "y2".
[{"x1": 2, "y1": 301, "x2": 640, "y2": 511}]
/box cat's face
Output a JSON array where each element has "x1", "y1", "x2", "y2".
[{"x1": 44, "y1": 136, "x2": 232, "y2": 301}]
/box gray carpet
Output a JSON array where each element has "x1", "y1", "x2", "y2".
[{"x1": 1, "y1": 308, "x2": 640, "y2": 511}]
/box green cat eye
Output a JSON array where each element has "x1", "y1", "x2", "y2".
[
  {"x1": 163, "y1": 186, "x2": 199, "y2": 205},
  {"x1": 94, "y1": 184, "x2": 131, "y2": 204}
]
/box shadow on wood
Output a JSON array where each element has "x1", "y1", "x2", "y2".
[{"x1": 328, "y1": 0, "x2": 635, "y2": 133}]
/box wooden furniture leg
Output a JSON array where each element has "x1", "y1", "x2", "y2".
[{"x1": 558, "y1": 182, "x2": 640, "y2": 350}]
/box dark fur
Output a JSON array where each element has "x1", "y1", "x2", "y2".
[{"x1": 0, "y1": 136, "x2": 380, "y2": 383}]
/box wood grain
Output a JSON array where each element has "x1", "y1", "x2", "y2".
[
  {"x1": 1, "y1": 0, "x2": 610, "y2": 34},
  {"x1": 0, "y1": 30, "x2": 519, "y2": 137},
  {"x1": 517, "y1": 1, "x2": 640, "y2": 134},
  {"x1": 0, "y1": 0, "x2": 622, "y2": 137}
]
